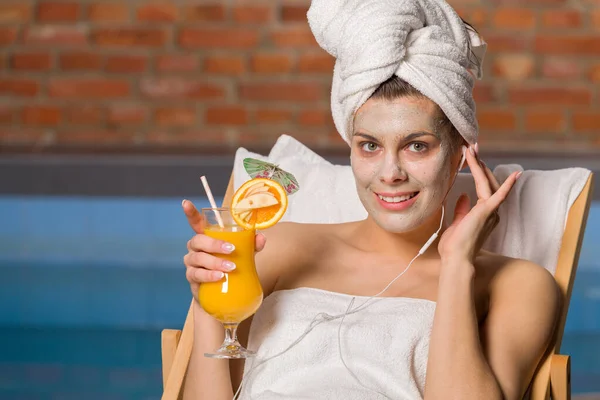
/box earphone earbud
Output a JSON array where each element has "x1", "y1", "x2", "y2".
[{"x1": 458, "y1": 145, "x2": 467, "y2": 172}]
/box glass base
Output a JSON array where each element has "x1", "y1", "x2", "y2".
[{"x1": 204, "y1": 343, "x2": 256, "y2": 359}]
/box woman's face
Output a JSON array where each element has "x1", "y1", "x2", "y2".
[{"x1": 350, "y1": 96, "x2": 461, "y2": 233}]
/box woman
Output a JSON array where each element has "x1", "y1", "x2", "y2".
[{"x1": 181, "y1": 1, "x2": 559, "y2": 399}]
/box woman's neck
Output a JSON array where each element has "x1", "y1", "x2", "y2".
[{"x1": 355, "y1": 207, "x2": 447, "y2": 260}]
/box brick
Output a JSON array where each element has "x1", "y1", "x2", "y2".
[
  {"x1": 297, "y1": 53, "x2": 335, "y2": 73},
  {"x1": 476, "y1": 109, "x2": 516, "y2": 131},
  {"x1": 541, "y1": 10, "x2": 582, "y2": 28},
  {"x1": 37, "y1": 1, "x2": 80, "y2": 22},
  {"x1": 0, "y1": 78, "x2": 39, "y2": 96},
  {"x1": 473, "y1": 84, "x2": 495, "y2": 103},
  {"x1": 508, "y1": 87, "x2": 591, "y2": 105},
  {"x1": 535, "y1": 36, "x2": 600, "y2": 55},
  {"x1": 179, "y1": 28, "x2": 258, "y2": 49},
  {"x1": 255, "y1": 109, "x2": 292, "y2": 124},
  {"x1": 443, "y1": 0, "x2": 483, "y2": 5},
  {"x1": 105, "y1": 55, "x2": 148, "y2": 73},
  {"x1": 573, "y1": 112, "x2": 600, "y2": 132},
  {"x1": 0, "y1": 28, "x2": 19, "y2": 45},
  {"x1": 136, "y1": 3, "x2": 178, "y2": 22},
  {"x1": 541, "y1": 58, "x2": 581, "y2": 79},
  {"x1": 590, "y1": 64, "x2": 600, "y2": 82},
  {"x1": 145, "y1": 130, "x2": 227, "y2": 147},
  {"x1": 203, "y1": 55, "x2": 246, "y2": 75},
  {"x1": 93, "y1": 28, "x2": 167, "y2": 47},
  {"x1": 0, "y1": 105, "x2": 13, "y2": 123},
  {"x1": 140, "y1": 78, "x2": 225, "y2": 100},
  {"x1": 181, "y1": 4, "x2": 225, "y2": 21},
  {"x1": 156, "y1": 55, "x2": 199, "y2": 72},
  {"x1": 87, "y1": 3, "x2": 129, "y2": 22},
  {"x1": 281, "y1": 5, "x2": 309, "y2": 22},
  {"x1": 24, "y1": 26, "x2": 87, "y2": 46},
  {"x1": 0, "y1": 3, "x2": 31, "y2": 22},
  {"x1": 206, "y1": 106, "x2": 248, "y2": 125},
  {"x1": 59, "y1": 51, "x2": 102, "y2": 70},
  {"x1": 56, "y1": 129, "x2": 136, "y2": 145},
  {"x1": 492, "y1": 54, "x2": 534, "y2": 80},
  {"x1": 251, "y1": 53, "x2": 293, "y2": 73},
  {"x1": 489, "y1": 0, "x2": 566, "y2": 4},
  {"x1": 11, "y1": 52, "x2": 52, "y2": 71},
  {"x1": 484, "y1": 35, "x2": 530, "y2": 52},
  {"x1": 66, "y1": 106, "x2": 104, "y2": 124},
  {"x1": 525, "y1": 110, "x2": 565, "y2": 133},
  {"x1": 592, "y1": 10, "x2": 600, "y2": 29},
  {"x1": 233, "y1": 5, "x2": 272, "y2": 23},
  {"x1": 48, "y1": 78, "x2": 130, "y2": 98},
  {"x1": 270, "y1": 28, "x2": 318, "y2": 47},
  {"x1": 492, "y1": 8, "x2": 536, "y2": 30},
  {"x1": 22, "y1": 105, "x2": 62, "y2": 126},
  {"x1": 240, "y1": 82, "x2": 322, "y2": 102},
  {"x1": 0, "y1": 128, "x2": 47, "y2": 144},
  {"x1": 0, "y1": 54, "x2": 5, "y2": 69},
  {"x1": 154, "y1": 107, "x2": 196, "y2": 127},
  {"x1": 107, "y1": 105, "x2": 146, "y2": 125},
  {"x1": 463, "y1": 8, "x2": 487, "y2": 26},
  {"x1": 298, "y1": 109, "x2": 333, "y2": 126}
]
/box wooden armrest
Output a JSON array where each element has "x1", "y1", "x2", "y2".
[
  {"x1": 550, "y1": 354, "x2": 571, "y2": 400},
  {"x1": 162, "y1": 329, "x2": 182, "y2": 388}
]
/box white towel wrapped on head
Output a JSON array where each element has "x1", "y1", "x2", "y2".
[{"x1": 307, "y1": 0, "x2": 487, "y2": 145}]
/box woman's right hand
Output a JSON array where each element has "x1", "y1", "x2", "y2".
[{"x1": 182, "y1": 199, "x2": 267, "y2": 302}]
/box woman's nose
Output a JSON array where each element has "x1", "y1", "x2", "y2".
[{"x1": 379, "y1": 159, "x2": 408, "y2": 185}]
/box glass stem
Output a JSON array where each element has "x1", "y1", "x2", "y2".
[{"x1": 223, "y1": 323, "x2": 240, "y2": 347}]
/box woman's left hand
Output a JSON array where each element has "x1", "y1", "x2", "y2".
[{"x1": 437, "y1": 145, "x2": 521, "y2": 265}]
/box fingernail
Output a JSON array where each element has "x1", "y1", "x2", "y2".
[
  {"x1": 474, "y1": 143, "x2": 479, "y2": 156},
  {"x1": 181, "y1": 199, "x2": 188, "y2": 207},
  {"x1": 221, "y1": 243, "x2": 235, "y2": 253},
  {"x1": 223, "y1": 261, "x2": 236, "y2": 271},
  {"x1": 469, "y1": 147, "x2": 475, "y2": 156},
  {"x1": 516, "y1": 171, "x2": 523, "y2": 180},
  {"x1": 213, "y1": 271, "x2": 225, "y2": 280}
]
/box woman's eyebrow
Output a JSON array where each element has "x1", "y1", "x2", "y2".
[{"x1": 353, "y1": 132, "x2": 380, "y2": 142}]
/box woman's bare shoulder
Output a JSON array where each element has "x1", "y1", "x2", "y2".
[
  {"x1": 477, "y1": 250, "x2": 559, "y2": 308},
  {"x1": 256, "y1": 221, "x2": 361, "y2": 295}
]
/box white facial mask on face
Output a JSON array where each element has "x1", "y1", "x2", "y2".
[{"x1": 351, "y1": 98, "x2": 463, "y2": 234}]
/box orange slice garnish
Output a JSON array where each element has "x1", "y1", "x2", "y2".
[{"x1": 231, "y1": 178, "x2": 288, "y2": 230}]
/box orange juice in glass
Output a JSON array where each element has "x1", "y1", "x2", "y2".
[{"x1": 199, "y1": 207, "x2": 263, "y2": 359}]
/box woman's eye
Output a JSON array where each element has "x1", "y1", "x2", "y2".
[
  {"x1": 408, "y1": 142, "x2": 427, "y2": 152},
  {"x1": 361, "y1": 142, "x2": 379, "y2": 152}
]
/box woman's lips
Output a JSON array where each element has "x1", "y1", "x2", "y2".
[{"x1": 374, "y1": 191, "x2": 420, "y2": 211}]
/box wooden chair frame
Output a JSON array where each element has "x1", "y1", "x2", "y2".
[{"x1": 161, "y1": 173, "x2": 594, "y2": 400}]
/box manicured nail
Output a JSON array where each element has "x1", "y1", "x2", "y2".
[
  {"x1": 474, "y1": 143, "x2": 479, "y2": 156},
  {"x1": 516, "y1": 171, "x2": 523, "y2": 180},
  {"x1": 222, "y1": 261, "x2": 236, "y2": 271},
  {"x1": 469, "y1": 146, "x2": 475, "y2": 156},
  {"x1": 181, "y1": 199, "x2": 188, "y2": 207},
  {"x1": 213, "y1": 271, "x2": 225, "y2": 280},
  {"x1": 221, "y1": 243, "x2": 235, "y2": 253}
]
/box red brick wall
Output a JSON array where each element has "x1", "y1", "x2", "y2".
[{"x1": 0, "y1": 1, "x2": 598, "y2": 154}]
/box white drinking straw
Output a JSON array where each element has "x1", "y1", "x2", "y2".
[{"x1": 200, "y1": 175, "x2": 224, "y2": 228}]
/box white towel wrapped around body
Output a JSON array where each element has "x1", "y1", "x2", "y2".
[
  {"x1": 240, "y1": 288, "x2": 435, "y2": 400},
  {"x1": 307, "y1": 0, "x2": 487, "y2": 145}
]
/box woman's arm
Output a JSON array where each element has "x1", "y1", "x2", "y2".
[
  {"x1": 425, "y1": 258, "x2": 559, "y2": 400},
  {"x1": 425, "y1": 259, "x2": 502, "y2": 399},
  {"x1": 183, "y1": 302, "x2": 234, "y2": 400}
]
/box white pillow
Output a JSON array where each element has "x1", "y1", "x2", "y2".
[{"x1": 233, "y1": 135, "x2": 367, "y2": 223}]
